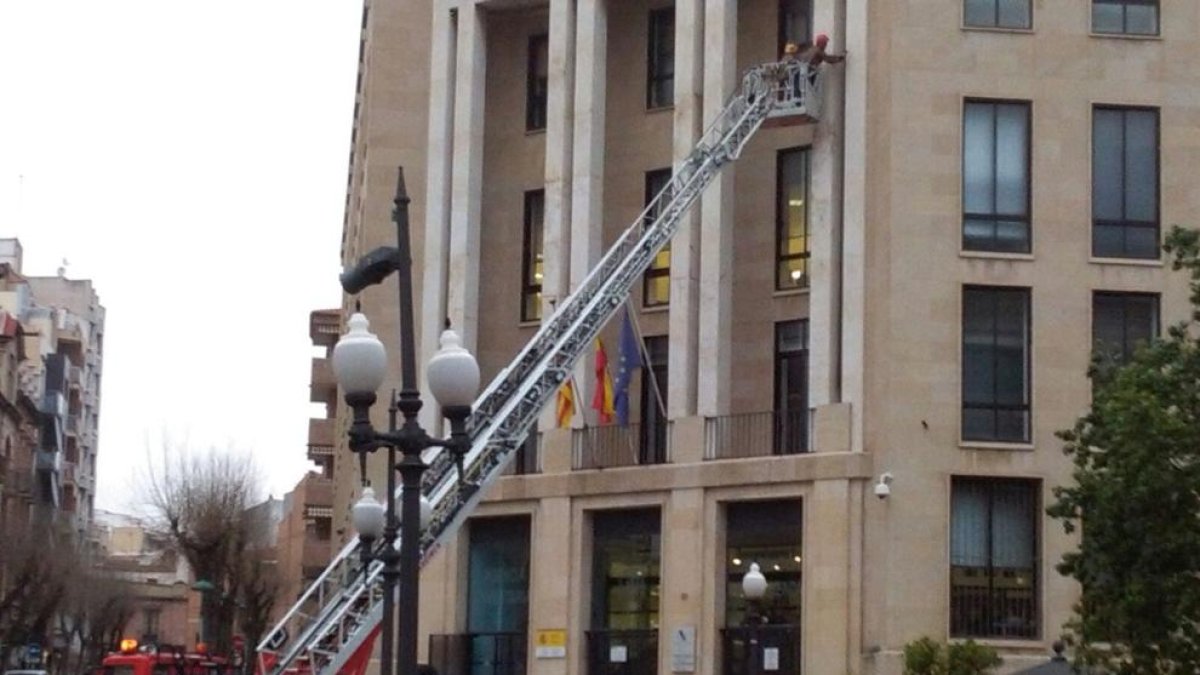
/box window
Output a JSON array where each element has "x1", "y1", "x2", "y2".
[
  {"x1": 725, "y1": 500, "x2": 803, "y2": 626},
  {"x1": 964, "y1": 0, "x2": 1031, "y2": 29},
  {"x1": 1093, "y1": 0, "x2": 1158, "y2": 35},
  {"x1": 521, "y1": 190, "x2": 545, "y2": 322},
  {"x1": 963, "y1": 101, "x2": 1030, "y2": 253},
  {"x1": 591, "y1": 508, "x2": 661, "y2": 629},
  {"x1": 776, "y1": 148, "x2": 810, "y2": 290},
  {"x1": 962, "y1": 287, "x2": 1030, "y2": 443},
  {"x1": 1093, "y1": 292, "x2": 1159, "y2": 363},
  {"x1": 646, "y1": 8, "x2": 675, "y2": 109},
  {"x1": 774, "y1": 321, "x2": 808, "y2": 454},
  {"x1": 777, "y1": 0, "x2": 812, "y2": 55},
  {"x1": 527, "y1": 34, "x2": 549, "y2": 131},
  {"x1": 950, "y1": 477, "x2": 1039, "y2": 639},
  {"x1": 467, "y1": 517, "x2": 531, "y2": 675},
  {"x1": 643, "y1": 169, "x2": 672, "y2": 306},
  {"x1": 143, "y1": 607, "x2": 161, "y2": 638},
  {"x1": 640, "y1": 336, "x2": 669, "y2": 464},
  {"x1": 1093, "y1": 107, "x2": 1159, "y2": 259}
]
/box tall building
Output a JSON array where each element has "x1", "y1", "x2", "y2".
[{"x1": 330, "y1": 0, "x2": 1197, "y2": 673}]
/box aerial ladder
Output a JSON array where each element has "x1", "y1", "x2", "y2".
[{"x1": 257, "y1": 58, "x2": 824, "y2": 675}]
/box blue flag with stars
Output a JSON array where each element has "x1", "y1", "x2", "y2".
[{"x1": 614, "y1": 307, "x2": 642, "y2": 426}]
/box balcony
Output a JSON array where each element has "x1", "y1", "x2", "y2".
[
  {"x1": 704, "y1": 410, "x2": 809, "y2": 460},
  {"x1": 720, "y1": 624, "x2": 802, "y2": 675},
  {"x1": 68, "y1": 365, "x2": 82, "y2": 390},
  {"x1": 306, "y1": 476, "x2": 333, "y2": 508},
  {"x1": 572, "y1": 424, "x2": 669, "y2": 470},
  {"x1": 586, "y1": 629, "x2": 657, "y2": 675},
  {"x1": 62, "y1": 463, "x2": 77, "y2": 486},
  {"x1": 310, "y1": 357, "x2": 336, "y2": 403},
  {"x1": 36, "y1": 450, "x2": 61, "y2": 474},
  {"x1": 307, "y1": 418, "x2": 335, "y2": 460},
  {"x1": 65, "y1": 414, "x2": 80, "y2": 436},
  {"x1": 429, "y1": 632, "x2": 527, "y2": 675},
  {"x1": 309, "y1": 310, "x2": 341, "y2": 348}
]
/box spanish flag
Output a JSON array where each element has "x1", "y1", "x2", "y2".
[
  {"x1": 556, "y1": 381, "x2": 575, "y2": 428},
  {"x1": 592, "y1": 339, "x2": 616, "y2": 424}
]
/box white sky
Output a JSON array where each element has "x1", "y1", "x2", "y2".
[{"x1": 0, "y1": 1, "x2": 362, "y2": 511}]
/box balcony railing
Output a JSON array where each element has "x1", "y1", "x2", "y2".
[
  {"x1": 586, "y1": 629, "x2": 657, "y2": 675},
  {"x1": 720, "y1": 624, "x2": 802, "y2": 675},
  {"x1": 506, "y1": 433, "x2": 540, "y2": 476},
  {"x1": 572, "y1": 424, "x2": 669, "y2": 470},
  {"x1": 307, "y1": 418, "x2": 335, "y2": 459},
  {"x1": 429, "y1": 632, "x2": 527, "y2": 675},
  {"x1": 950, "y1": 571, "x2": 1037, "y2": 639},
  {"x1": 704, "y1": 410, "x2": 809, "y2": 460}
]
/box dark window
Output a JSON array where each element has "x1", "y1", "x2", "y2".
[
  {"x1": 950, "y1": 477, "x2": 1039, "y2": 639},
  {"x1": 963, "y1": 101, "x2": 1030, "y2": 253},
  {"x1": 1093, "y1": 0, "x2": 1158, "y2": 35},
  {"x1": 964, "y1": 0, "x2": 1031, "y2": 29},
  {"x1": 777, "y1": 0, "x2": 812, "y2": 55},
  {"x1": 1093, "y1": 107, "x2": 1159, "y2": 259},
  {"x1": 774, "y1": 321, "x2": 808, "y2": 454},
  {"x1": 776, "y1": 148, "x2": 810, "y2": 290},
  {"x1": 467, "y1": 517, "x2": 531, "y2": 675},
  {"x1": 643, "y1": 169, "x2": 672, "y2": 306},
  {"x1": 512, "y1": 428, "x2": 540, "y2": 475},
  {"x1": 527, "y1": 34, "x2": 549, "y2": 131},
  {"x1": 591, "y1": 509, "x2": 661, "y2": 629},
  {"x1": 647, "y1": 9, "x2": 675, "y2": 109},
  {"x1": 639, "y1": 336, "x2": 669, "y2": 464},
  {"x1": 1093, "y1": 292, "x2": 1159, "y2": 363},
  {"x1": 962, "y1": 287, "x2": 1030, "y2": 443},
  {"x1": 522, "y1": 190, "x2": 545, "y2": 322},
  {"x1": 724, "y1": 500, "x2": 803, "y2": 626}
]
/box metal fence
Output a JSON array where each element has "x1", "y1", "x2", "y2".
[
  {"x1": 573, "y1": 425, "x2": 669, "y2": 469},
  {"x1": 585, "y1": 629, "x2": 658, "y2": 675},
  {"x1": 720, "y1": 624, "x2": 802, "y2": 675},
  {"x1": 704, "y1": 411, "x2": 809, "y2": 459},
  {"x1": 429, "y1": 632, "x2": 527, "y2": 675}
]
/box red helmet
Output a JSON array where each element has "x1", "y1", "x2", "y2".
[{"x1": 815, "y1": 33, "x2": 829, "y2": 45}]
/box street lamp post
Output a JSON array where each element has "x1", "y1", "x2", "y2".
[
  {"x1": 742, "y1": 563, "x2": 768, "y2": 675},
  {"x1": 333, "y1": 167, "x2": 480, "y2": 675}
]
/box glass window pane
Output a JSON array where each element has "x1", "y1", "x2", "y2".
[
  {"x1": 779, "y1": 0, "x2": 811, "y2": 50},
  {"x1": 592, "y1": 509, "x2": 661, "y2": 630},
  {"x1": 994, "y1": 104, "x2": 1028, "y2": 217},
  {"x1": 1092, "y1": 294, "x2": 1126, "y2": 353},
  {"x1": 1124, "y1": 111, "x2": 1157, "y2": 223},
  {"x1": 1093, "y1": 223, "x2": 1123, "y2": 257},
  {"x1": 964, "y1": 217, "x2": 996, "y2": 250},
  {"x1": 995, "y1": 409, "x2": 1028, "y2": 442},
  {"x1": 963, "y1": 104, "x2": 996, "y2": 215},
  {"x1": 965, "y1": 0, "x2": 996, "y2": 26},
  {"x1": 777, "y1": 149, "x2": 809, "y2": 289},
  {"x1": 963, "y1": 408, "x2": 993, "y2": 440},
  {"x1": 1092, "y1": 2, "x2": 1124, "y2": 33},
  {"x1": 1125, "y1": 4, "x2": 1158, "y2": 34},
  {"x1": 994, "y1": 219, "x2": 1029, "y2": 253},
  {"x1": 997, "y1": 0, "x2": 1030, "y2": 28},
  {"x1": 468, "y1": 517, "x2": 531, "y2": 633},
  {"x1": 1126, "y1": 225, "x2": 1159, "y2": 259},
  {"x1": 1124, "y1": 295, "x2": 1158, "y2": 349},
  {"x1": 951, "y1": 481, "x2": 989, "y2": 567},
  {"x1": 725, "y1": 500, "x2": 803, "y2": 626},
  {"x1": 1093, "y1": 110, "x2": 1124, "y2": 221}
]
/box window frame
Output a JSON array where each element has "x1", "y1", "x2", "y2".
[
  {"x1": 646, "y1": 8, "x2": 676, "y2": 110},
  {"x1": 1091, "y1": 291, "x2": 1160, "y2": 363},
  {"x1": 961, "y1": 99, "x2": 1032, "y2": 254},
  {"x1": 963, "y1": 0, "x2": 1032, "y2": 30},
  {"x1": 775, "y1": 147, "x2": 812, "y2": 291},
  {"x1": 642, "y1": 168, "x2": 673, "y2": 307},
  {"x1": 961, "y1": 286, "x2": 1032, "y2": 444},
  {"x1": 521, "y1": 190, "x2": 545, "y2": 323},
  {"x1": 773, "y1": 320, "x2": 809, "y2": 454},
  {"x1": 1092, "y1": 0, "x2": 1159, "y2": 36},
  {"x1": 526, "y1": 33, "x2": 549, "y2": 132},
  {"x1": 639, "y1": 336, "x2": 669, "y2": 465},
  {"x1": 776, "y1": 0, "x2": 813, "y2": 56},
  {"x1": 949, "y1": 476, "x2": 1041, "y2": 640},
  {"x1": 1091, "y1": 105, "x2": 1161, "y2": 259}
]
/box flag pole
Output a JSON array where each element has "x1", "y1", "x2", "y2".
[{"x1": 624, "y1": 297, "x2": 667, "y2": 419}]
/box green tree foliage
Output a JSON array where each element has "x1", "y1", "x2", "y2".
[
  {"x1": 1047, "y1": 226, "x2": 1200, "y2": 673},
  {"x1": 902, "y1": 636, "x2": 1002, "y2": 675}
]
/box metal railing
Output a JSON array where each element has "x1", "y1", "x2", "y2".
[
  {"x1": 720, "y1": 624, "x2": 802, "y2": 675},
  {"x1": 586, "y1": 629, "x2": 658, "y2": 675},
  {"x1": 950, "y1": 573, "x2": 1037, "y2": 639},
  {"x1": 506, "y1": 433, "x2": 540, "y2": 476},
  {"x1": 704, "y1": 410, "x2": 809, "y2": 460},
  {"x1": 429, "y1": 632, "x2": 527, "y2": 675},
  {"x1": 572, "y1": 424, "x2": 669, "y2": 469}
]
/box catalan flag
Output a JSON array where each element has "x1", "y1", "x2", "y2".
[
  {"x1": 556, "y1": 381, "x2": 575, "y2": 428},
  {"x1": 592, "y1": 339, "x2": 616, "y2": 424}
]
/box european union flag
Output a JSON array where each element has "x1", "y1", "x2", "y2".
[{"x1": 614, "y1": 307, "x2": 642, "y2": 426}]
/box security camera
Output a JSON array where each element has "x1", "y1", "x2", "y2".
[{"x1": 874, "y1": 472, "x2": 893, "y2": 500}]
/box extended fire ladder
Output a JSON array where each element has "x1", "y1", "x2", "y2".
[{"x1": 257, "y1": 59, "x2": 823, "y2": 675}]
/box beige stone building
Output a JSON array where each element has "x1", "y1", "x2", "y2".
[{"x1": 330, "y1": 0, "x2": 1199, "y2": 673}]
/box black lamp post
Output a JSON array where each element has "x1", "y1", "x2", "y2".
[
  {"x1": 333, "y1": 167, "x2": 480, "y2": 675},
  {"x1": 742, "y1": 563, "x2": 768, "y2": 675}
]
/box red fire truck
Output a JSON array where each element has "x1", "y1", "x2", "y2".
[{"x1": 98, "y1": 640, "x2": 235, "y2": 675}]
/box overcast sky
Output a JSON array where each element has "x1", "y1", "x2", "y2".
[{"x1": 0, "y1": 1, "x2": 361, "y2": 512}]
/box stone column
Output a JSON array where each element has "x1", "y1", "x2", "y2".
[
  {"x1": 539, "y1": 0, "x2": 577, "y2": 433},
  {"x1": 528, "y1": 497, "x2": 573, "y2": 675},
  {"x1": 668, "y1": 0, "x2": 704, "y2": 418},
  {"x1": 658, "y1": 489, "x2": 706, "y2": 675},
  {"x1": 841, "y1": 0, "x2": 868, "y2": 451},
  {"x1": 447, "y1": 2, "x2": 487, "y2": 352},
  {"x1": 804, "y1": 479, "x2": 853, "y2": 673},
  {"x1": 696, "y1": 0, "x2": 736, "y2": 418},
  {"x1": 568, "y1": 0, "x2": 607, "y2": 422}
]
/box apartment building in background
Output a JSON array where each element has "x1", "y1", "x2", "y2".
[
  {"x1": 329, "y1": 0, "x2": 1198, "y2": 673},
  {"x1": 0, "y1": 238, "x2": 105, "y2": 542}
]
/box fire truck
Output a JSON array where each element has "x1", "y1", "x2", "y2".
[{"x1": 98, "y1": 640, "x2": 236, "y2": 675}]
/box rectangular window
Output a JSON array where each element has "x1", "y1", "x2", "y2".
[
  {"x1": 962, "y1": 287, "x2": 1030, "y2": 443},
  {"x1": 639, "y1": 336, "x2": 669, "y2": 465},
  {"x1": 964, "y1": 0, "x2": 1031, "y2": 29},
  {"x1": 589, "y1": 509, "x2": 660, "y2": 675},
  {"x1": 1093, "y1": 0, "x2": 1158, "y2": 35},
  {"x1": 777, "y1": 0, "x2": 812, "y2": 55},
  {"x1": 1093, "y1": 107, "x2": 1159, "y2": 259},
  {"x1": 1093, "y1": 292, "x2": 1159, "y2": 363},
  {"x1": 646, "y1": 8, "x2": 675, "y2": 109},
  {"x1": 950, "y1": 477, "x2": 1039, "y2": 639},
  {"x1": 522, "y1": 190, "x2": 545, "y2": 322},
  {"x1": 776, "y1": 148, "x2": 810, "y2": 290},
  {"x1": 527, "y1": 34, "x2": 549, "y2": 131},
  {"x1": 963, "y1": 101, "x2": 1031, "y2": 253},
  {"x1": 467, "y1": 517, "x2": 531, "y2": 675},
  {"x1": 774, "y1": 321, "x2": 808, "y2": 454},
  {"x1": 643, "y1": 169, "x2": 672, "y2": 306}
]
